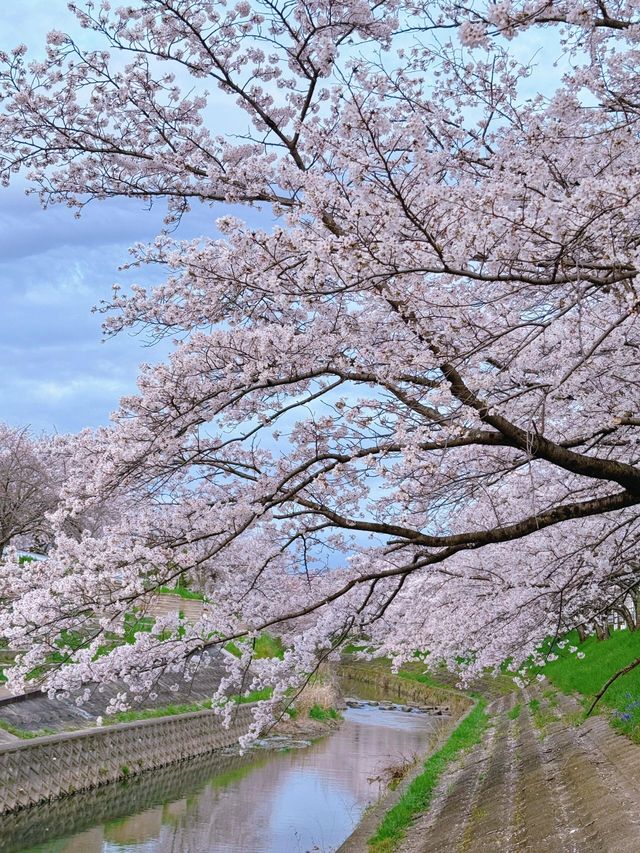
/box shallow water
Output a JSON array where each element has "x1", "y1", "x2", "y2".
[{"x1": 5, "y1": 704, "x2": 438, "y2": 853}]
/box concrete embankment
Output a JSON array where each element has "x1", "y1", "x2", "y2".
[
  {"x1": 338, "y1": 662, "x2": 472, "y2": 717},
  {"x1": 395, "y1": 684, "x2": 640, "y2": 853},
  {"x1": 0, "y1": 746, "x2": 257, "y2": 853},
  {"x1": 0, "y1": 704, "x2": 255, "y2": 814}
]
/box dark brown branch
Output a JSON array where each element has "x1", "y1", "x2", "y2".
[{"x1": 586, "y1": 656, "x2": 640, "y2": 716}]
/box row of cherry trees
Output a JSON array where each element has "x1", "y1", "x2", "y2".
[
  {"x1": 0, "y1": 0, "x2": 638, "y2": 724},
  {"x1": 0, "y1": 423, "x2": 136, "y2": 559},
  {"x1": 0, "y1": 424, "x2": 54, "y2": 559}
]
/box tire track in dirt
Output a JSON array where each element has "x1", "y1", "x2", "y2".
[{"x1": 397, "y1": 684, "x2": 640, "y2": 853}]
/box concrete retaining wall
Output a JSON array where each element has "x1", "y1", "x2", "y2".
[
  {"x1": 0, "y1": 705, "x2": 255, "y2": 814},
  {"x1": 338, "y1": 662, "x2": 473, "y2": 717}
]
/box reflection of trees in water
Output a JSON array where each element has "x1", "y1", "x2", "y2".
[
  {"x1": 146, "y1": 708, "x2": 436, "y2": 853},
  {"x1": 0, "y1": 748, "x2": 263, "y2": 853}
]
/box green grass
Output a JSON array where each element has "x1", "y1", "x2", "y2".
[
  {"x1": 541, "y1": 629, "x2": 640, "y2": 740},
  {"x1": 397, "y1": 669, "x2": 442, "y2": 689},
  {"x1": 508, "y1": 703, "x2": 521, "y2": 720},
  {"x1": 527, "y1": 697, "x2": 558, "y2": 733},
  {"x1": 106, "y1": 700, "x2": 213, "y2": 724},
  {"x1": 368, "y1": 700, "x2": 488, "y2": 852},
  {"x1": 0, "y1": 719, "x2": 56, "y2": 739},
  {"x1": 106, "y1": 688, "x2": 273, "y2": 725},
  {"x1": 157, "y1": 586, "x2": 205, "y2": 601},
  {"x1": 254, "y1": 634, "x2": 285, "y2": 659},
  {"x1": 234, "y1": 687, "x2": 273, "y2": 704},
  {"x1": 308, "y1": 704, "x2": 341, "y2": 721},
  {"x1": 225, "y1": 632, "x2": 285, "y2": 660}
]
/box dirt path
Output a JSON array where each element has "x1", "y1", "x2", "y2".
[{"x1": 398, "y1": 684, "x2": 640, "y2": 853}]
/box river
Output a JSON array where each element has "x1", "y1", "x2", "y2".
[{"x1": 0, "y1": 698, "x2": 441, "y2": 853}]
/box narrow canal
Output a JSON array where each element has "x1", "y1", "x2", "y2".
[{"x1": 0, "y1": 699, "x2": 441, "y2": 853}]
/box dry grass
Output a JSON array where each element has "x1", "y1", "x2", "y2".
[
  {"x1": 368, "y1": 754, "x2": 418, "y2": 790},
  {"x1": 295, "y1": 680, "x2": 340, "y2": 716}
]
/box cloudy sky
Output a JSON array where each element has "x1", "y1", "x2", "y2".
[{"x1": 0, "y1": 2, "x2": 227, "y2": 435}]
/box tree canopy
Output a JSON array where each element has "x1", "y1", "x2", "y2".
[{"x1": 0, "y1": 0, "x2": 638, "y2": 717}]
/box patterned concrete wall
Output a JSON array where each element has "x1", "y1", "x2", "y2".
[
  {"x1": 0, "y1": 705, "x2": 255, "y2": 814},
  {"x1": 0, "y1": 748, "x2": 256, "y2": 853}
]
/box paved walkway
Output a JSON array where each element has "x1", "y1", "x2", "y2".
[{"x1": 399, "y1": 685, "x2": 640, "y2": 853}]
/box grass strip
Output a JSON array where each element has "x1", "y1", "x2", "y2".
[
  {"x1": 225, "y1": 633, "x2": 285, "y2": 660},
  {"x1": 308, "y1": 704, "x2": 341, "y2": 721},
  {"x1": 106, "y1": 700, "x2": 212, "y2": 724},
  {"x1": 0, "y1": 719, "x2": 56, "y2": 739},
  {"x1": 368, "y1": 699, "x2": 488, "y2": 852},
  {"x1": 157, "y1": 586, "x2": 206, "y2": 601},
  {"x1": 541, "y1": 630, "x2": 640, "y2": 740},
  {"x1": 507, "y1": 702, "x2": 521, "y2": 720},
  {"x1": 107, "y1": 689, "x2": 272, "y2": 724}
]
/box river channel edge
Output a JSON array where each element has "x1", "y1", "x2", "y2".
[{"x1": 0, "y1": 661, "x2": 471, "y2": 851}]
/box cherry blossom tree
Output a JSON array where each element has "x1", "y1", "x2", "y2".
[
  {"x1": 0, "y1": 0, "x2": 639, "y2": 720},
  {"x1": 0, "y1": 424, "x2": 56, "y2": 559}
]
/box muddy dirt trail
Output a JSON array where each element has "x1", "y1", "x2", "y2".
[{"x1": 399, "y1": 685, "x2": 640, "y2": 853}]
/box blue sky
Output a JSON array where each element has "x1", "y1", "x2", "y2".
[{"x1": 0, "y1": 2, "x2": 228, "y2": 434}]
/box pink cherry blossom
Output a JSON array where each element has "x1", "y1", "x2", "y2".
[{"x1": 0, "y1": 1, "x2": 638, "y2": 725}]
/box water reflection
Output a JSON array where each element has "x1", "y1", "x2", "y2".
[{"x1": 5, "y1": 705, "x2": 438, "y2": 853}]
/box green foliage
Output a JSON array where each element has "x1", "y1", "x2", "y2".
[
  {"x1": 508, "y1": 703, "x2": 521, "y2": 720},
  {"x1": 368, "y1": 700, "x2": 488, "y2": 852},
  {"x1": 308, "y1": 704, "x2": 341, "y2": 721},
  {"x1": 0, "y1": 719, "x2": 55, "y2": 739},
  {"x1": 224, "y1": 633, "x2": 285, "y2": 660},
  {"x1": 542, "y1": 629, "x2": 640, "y2": 740},
  {"x1": 158, "y1": 585, "x2": 206, "y2": 600}
]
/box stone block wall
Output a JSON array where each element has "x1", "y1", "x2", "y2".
[{"x1": 0, "y1": 705, "x2": 255, "y2": 814}]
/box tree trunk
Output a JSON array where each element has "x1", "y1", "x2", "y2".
[{"x1": 614, "y1": 605, "x2": 636, "y2": 633}]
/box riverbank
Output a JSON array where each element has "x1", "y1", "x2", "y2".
[
  {"x1": 336, "y1": 631, "x2": 640, "y2": 852},
  {"x1": 378, "y1": 678, "x2": 640, "y2": 853},
  {"x1": 0, "y1": 687, "x2": 444, "y2": 852},
  {"x1": 0, "y1": 704, "x2": 257, "y2": 814}
]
